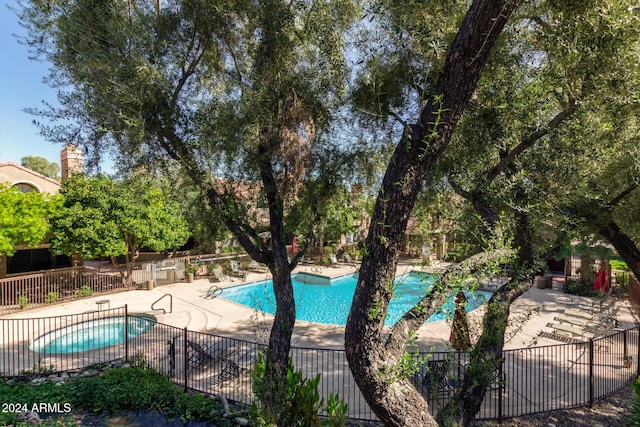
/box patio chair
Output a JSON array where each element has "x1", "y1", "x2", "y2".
[
  {"x1": 329, "y1": 254, "x2": 338, "y2": 266},
  {"x1": 187, "y1": 341, "x2": 240, "y2": 385},
  {"x1": 299, "y1": 256, "x2": 314, "y2": 265},
  {"x1": 211, "y1": 267, "x2": 231, "y2": 282},
  {"x1": 421, "y1": 359, "x2": 452, "y2": 399},
  {"x1": 248, "y1": 260, "x2": 269, "y2": 273},
  {"x1": 343, "y1": 253, "x2": 358, "y2": 269},
  {"x1": 229, "y1": 260, "x2": 247, "y2": 281}
]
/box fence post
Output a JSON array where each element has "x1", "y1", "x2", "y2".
[
  {"x1": 589, "y1": 339, "x2": 594, "y2": 408},
  {"x1": 183, "y1": 327, "x2": 188, "y2": 392},
  {"x1": 497, "y1": 359, "x2": 503, "y2": 422},
  {"x1": 636, "y1": 326, "x2": 640, "y2": 376},
  {"x1": 124, "y1": 305, "x2": 129, "y2": 362}
]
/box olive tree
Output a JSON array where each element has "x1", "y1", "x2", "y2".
[
  {"x1": 18, "y1": 0, "x2": 357, "y2": 418},
  {"x1": 344, "y1": 1, "x2": 519, "y2": 425}
]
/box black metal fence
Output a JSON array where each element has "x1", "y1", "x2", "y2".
[{"x1": 1, "y1": 308, "x2": 638, "y2": 422}]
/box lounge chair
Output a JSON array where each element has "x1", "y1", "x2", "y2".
[
  {"x1": 555, "y1": 307, "x2": 619, "y2": 327},
  {"x1": 187, "y1": 340, "x2": 216, "y2": 368},
  {"x1": 186, "y1": 340, "x2": 240, "y2": 384},
  {"x1": 554, "y1": 314, "x2": 591, "y2": 327},
  {"x1": 229, "y1": 260, "x2": 247, "y2": 281},
  {"x1": 421, "y1": 359, "x2": 452, "y2": 399},
  {"x1": 248, "y1": 260, "x2": 268, "y2": 273},
  {"x1": 211, "y1": 267, "x2": 231, "y2": 282},
  {"x1": 546, "y1": 319, "x2": 615, "y2": 341}
]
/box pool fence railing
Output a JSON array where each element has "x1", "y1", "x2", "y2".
[{"x1": 1, "y1": 306, "x2": 639, "y2": 422}]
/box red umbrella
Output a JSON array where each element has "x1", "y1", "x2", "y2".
[
  {"x1": 450, "y1": 291, "x2": 471, "y2": 352},
  {"x1": 594, "y1": 259, "x2": 610, "y2": 292},
  {"x1": 292, "y1": 236, "x2": 298, "y2": 254}
]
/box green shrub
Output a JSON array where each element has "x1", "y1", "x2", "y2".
[
  {"x1": 610, "y1": 260, "x2": 629, "y2": 271},
  {"x1": 632, "y1": 377, "x2": 640, "y2": 426},
  {"x1": 77, "y1": 285, "x2": 93, "y2": 298},
  {"x1": 44, "y1": 292, "x2": 60, "y2": 304},
  {"x1": 0, "y1": 367, "x2": 229, "y2": 426},
  {"x1": 18, "y1": 295, "x2": 29, "y2": 309},
  {"x1": 251, "y1": 352, "x2": 348, "y2": 426},
  {"x1": 184, "y1": 261, "x2": 198, "y2": 275},
  {"x1": 564, "y1": 279, "x2": 600, "y2": 297}
]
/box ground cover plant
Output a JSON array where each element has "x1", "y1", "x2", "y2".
[{"x1": 0, "y1": 366, "x2": 230, "y2": 426}]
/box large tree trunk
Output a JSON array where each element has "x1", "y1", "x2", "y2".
[
  {"x1": 575, "y1": 188, "x2": 640, "y2": 281},
  {"x1": 594, "y1": 217, "x2": 640, "y2": 281},
  {"x1": 262, "y1": 241, "x2": 296, "y2": 422},
  {"x1": 344, "y1": 2, "x2": 518, "y2": 424},
  {"x1": 514, "y1": 210, "x2": 534, "y2": 268}
]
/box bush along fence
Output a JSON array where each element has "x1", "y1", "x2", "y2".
[{"x1": 1, "y1": 307, "x2": 639, "y2": 422}]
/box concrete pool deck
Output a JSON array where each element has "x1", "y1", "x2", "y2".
[{"x1": 2, "y1": 261, "x2": 638, "y2": 352}]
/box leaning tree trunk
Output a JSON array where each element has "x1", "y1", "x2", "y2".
[
  {"x1": 344, "y1": 1, "x2": 518, "y2": 425},
  {"x1": 595, "y1": 217, "x2": 640, "y2": 282},
  {"x1": 576, "y1": 195, "x2": 640, "y2": 281},
  {"x1": 436, "y1": 273, "x2": 534, "y2": 426}
]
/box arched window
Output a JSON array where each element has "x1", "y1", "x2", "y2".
[{"x1": 13, "y1": 183, "x2": 38, "y2": 193}]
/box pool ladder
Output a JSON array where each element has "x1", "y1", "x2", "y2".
[{"x1": 151, "y1": 293, "x2": 173, "y2": 314}]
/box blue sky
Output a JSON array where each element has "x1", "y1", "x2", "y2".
[
  {"x1": 0, "y1": 1, "x2": 64, "y2": 166},
  {"x1": 0, "y1": 1, "x2": 113, "y2": 173}
]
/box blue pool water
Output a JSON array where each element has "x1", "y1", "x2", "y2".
[
  {"x1": 221, "y1": 272, "x2": 492, "y2": 326},
  {"x1": 30, "y1": 314, "x2": 156, "y2": 354}
]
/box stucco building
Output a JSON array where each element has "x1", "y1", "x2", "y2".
[
  {"x1": 0, "y1": 144, "x2": 83, "y2": 277},
  {"x1": 0, "y1": 161, "x2": 61, "y2": 194}
]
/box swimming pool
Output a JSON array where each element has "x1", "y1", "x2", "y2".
[
  {"x1": 221, "y1": 272, "x2": 492, "y2": 326},
  {"x1": 30, "y1": 314, "x2": 157, "y2": 354}
]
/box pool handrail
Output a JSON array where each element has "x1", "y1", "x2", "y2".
[{"x1": 151, "y1": 293, "x2": 173, "y2": 314}]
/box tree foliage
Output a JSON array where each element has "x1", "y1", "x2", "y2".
[
  {"x1": 19, "y1": 0, "x2": 359, "y2": 417},
  {"x1": 363, "y1": 2, "x2": 640, "y2": 425},
  {"x1": 50, "y1": 175, "x2": 189, "y2": 283},
  {"x1": 20, "y1": 156, "x2": 60, "y2": 179},
  {"x1": 444, "y1": 0, "x2": 640, "y2": 283},
  {"x1": 0, "y1": 184, "x2": 59, "y2": 256}
]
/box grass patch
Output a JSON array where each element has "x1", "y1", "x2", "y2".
[
  {"x1": 0, "y1": 366, "x2": 231, "y2": 426},
  {"x1": 610, "y1": 260, "x2": 629, "y2": 271}
]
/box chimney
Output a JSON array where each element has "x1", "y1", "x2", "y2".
[{"x1": 60, "y1": 144, "x2": 83, "y2": 180}]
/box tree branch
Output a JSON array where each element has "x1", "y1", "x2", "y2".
[
  {"x1": 384, "y1": 248, "x2": 515, "y2": 359},
  {"x1": 607, "y1": 183, "x2": 639, "y2": 208},
  {"x1": 485, "y1": 100, "x2": 577, "y2": 184},
  {"x1": 448, "y1": 177, "x2": 473, "y2": 200}
]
